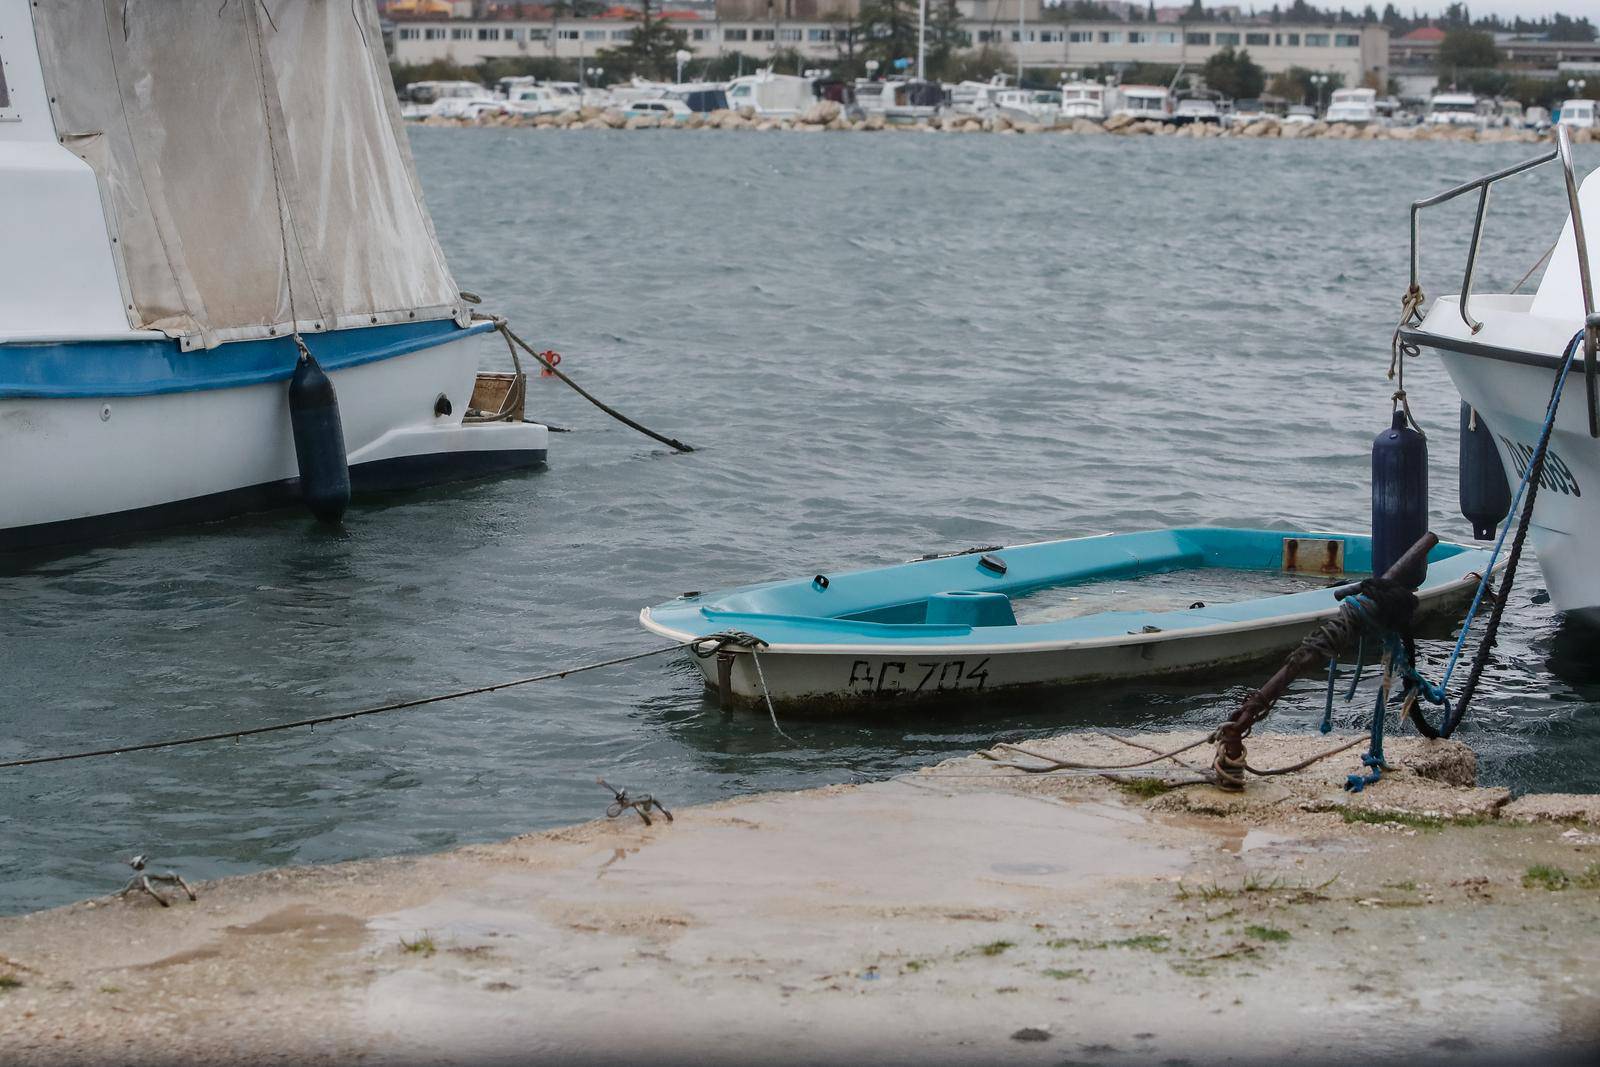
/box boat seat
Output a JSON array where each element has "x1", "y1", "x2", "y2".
[{"x1": 924, "y1": 590, "x2": 1016, "y2": 627}]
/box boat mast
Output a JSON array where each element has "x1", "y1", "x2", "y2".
[
  {"x1": 1016, "y1": 0, "x2": 1024, "y2": 87},
  {"x1": 917, "y1": 0, "x2": 926, "y2": 81}
]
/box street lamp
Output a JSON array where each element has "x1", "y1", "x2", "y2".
[
  {"x1": 865, "y1": 58, "x2": 880, "y2": 81},
  {"x1": 587, "y1": 66, "x2": 604, "y2": 88},
  {"x1": 1310, "y1": 72, "x2": 1329, "y2": 114},
  {"x1": 675, "y1": 49, "x2": 692, "y2": 85},
  {"x1": 1569, "y1": 78, "x2": 1588, "y2": 97}
]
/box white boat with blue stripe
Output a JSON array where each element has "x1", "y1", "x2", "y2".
[
  {"x1": 640, "y1": 528, "x2": 1499, "y2": 711},
  {"x1": 0, "y1": 0, "x2": 546, "y2": 550}
]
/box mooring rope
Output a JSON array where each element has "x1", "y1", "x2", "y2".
[
  {"x1": 1406, "y1": 327, "x2": 1587, "y2": 739},
  {"x1": 981, "y1": 735, "x2": 1215, "y2": 773},
  {"x1": 0, "y1": 645, "x2": 682, "y2": 769},
  {"x1": 485, "y1": 316, "x2": 695, "y2": 454},
  {"x1": 1511, "y1": 239, "x2": 1558, "y2": 295},
  {"x1": 688, "y1": 630, "x2": 791, "y2": 741}
]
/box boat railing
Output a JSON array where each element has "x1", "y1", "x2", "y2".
[{"x1": 1409, "y1": 125, "x2": 1599, "y2": 437}]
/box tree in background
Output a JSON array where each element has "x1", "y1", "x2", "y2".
[
  {"x1": 856, "y1": 0, "x2": 919, "y2": 70},
  {"x1": 1267, "y1": 65, "x2": 1344, "y2": 105},
  {"x1": 925, "y1": 0, "x2": 970, "y2": 81},
  {"x1": 694, "y1": 51, "x2": 771, "y2": 81},
  {"x1": 941, "y1": 45, "x2": 1017, "y2": 83},
  {"x1": 1549, "y1": 14, "x2": 1597, "y2": 42},
  {"x1": 594, "y1": 0, "x2": 689, "y2": 81},
  {"x1": 1201, "y1": 46, "x2": 1265, "y2": 99},
  {"x1": 547, "y1": 0, "x2": 606, "y2": 16},
  {"x1": 820, "y1": 4, "x2": 863, "y2": 76},
  {"x1": 1436, "y1": 28, "x2": 1499, "y2": 71},
  {"x1": 1082, "y1": 61, "x2": 1180, "y2": 87}
]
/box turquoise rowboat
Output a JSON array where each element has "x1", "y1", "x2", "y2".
[{"x1": 639, "y1": 528, "x2": 1500, "y2": 711}]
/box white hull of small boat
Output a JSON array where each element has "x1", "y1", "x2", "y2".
[
  {"x1": 1436, "y1": 337, "x2": 1600, "y2": 626},
  {"x1": 641, "y1": 528, "x2": 1499, "y2": 711},
  {"x1": 1402, "y1": 130, "x2": 1600, "y2": 625}
]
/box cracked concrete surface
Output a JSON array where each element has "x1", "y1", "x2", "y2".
[{"x1": 1, "y1": 733, "x2": 1596, "y2": 1066}]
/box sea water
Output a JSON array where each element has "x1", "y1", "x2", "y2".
[{"x1": 1, "y1": 132, "x2": 1595, "y2": 913}]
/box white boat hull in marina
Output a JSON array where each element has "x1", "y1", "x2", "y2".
[
  {"x1": 1401, "y1": 131, "x2": 1600, "y2": 626},
  {"x1": 1, "y1": 0, "x2": 551, "y2": 549},
  {"x1": 0, "y1": 326, "x2": 547, "y2": 549},
  {"x1": 1435, "y1": 343, "x2": 1600, "y2": 625}
]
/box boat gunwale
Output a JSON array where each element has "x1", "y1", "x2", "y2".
[
  {"x1": 0, "y1": 318, "x2": 496, "y2": 400},
  {"x1": 1400, "y1": 324, "x2": 1568, "y2": 371},
  {"x1": 640, "y1": 531, "x2": 1503, "y2": 658}
]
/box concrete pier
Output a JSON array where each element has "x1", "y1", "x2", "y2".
[{"x1": 1, "y1": 731, "x2": 1596, "y2": 1065}]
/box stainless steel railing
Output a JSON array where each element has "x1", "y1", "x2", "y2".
[{"x1": 1408, "y1": 125, "x2": 1599, "y2": 437}]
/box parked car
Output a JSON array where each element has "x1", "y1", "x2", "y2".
[{"x1": 622, "y1": 98, "x2": 694, "y2": 123}]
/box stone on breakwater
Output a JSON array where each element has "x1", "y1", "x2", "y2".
[
  {"x1": 428, "y1": 109, "x2": 1600, "y2": 148},
  {"x1": 797, "y1": 100, "x2": 841, "y2": 126}
]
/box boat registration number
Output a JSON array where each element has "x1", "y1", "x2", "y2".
[
  {"x1": 847, "y1": 658, "x2": 990, "y2": 694},
  {"x1": 1500, "y1": 436, "x2": 1582, "y2": 497}
]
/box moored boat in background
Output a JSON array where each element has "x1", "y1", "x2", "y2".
[
  {"x1": 1326, "y1": 87, "x2": 1379, "y2": 125},
  {"x1": 1060, "y1": 81, "x2": 1108, "y2": 122},
  {"x1": 0, "y1": 0, "x2": 547, "y2": 551},
  {"x1": 1110, "y1": 85, "x2": 1172, "y2": 123}
]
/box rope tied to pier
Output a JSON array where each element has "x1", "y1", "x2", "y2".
[
  {"x1": 485, "y1": 316, "x2": 695, "y2": 454},
  {"x1": 0, "y1": 644, "x2": 686, "y2": 770},
  {"x1": 1405, "y1": 327, "x2": 1587, "y2": 740},
  {"x1": 598, "y1": 778, "x2": 674, "y2": 826},
  {"x1": 689, "y1": 630, "x2": 791, "y2": 741}
]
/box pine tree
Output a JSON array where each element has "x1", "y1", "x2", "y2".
[{"x1": 595, "y1": 0, "x2": 689, "y2": 81}]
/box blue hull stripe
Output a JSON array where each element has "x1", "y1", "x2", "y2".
[{"x1": 0, "y1": 319, "x2": 494, "y2": 399}]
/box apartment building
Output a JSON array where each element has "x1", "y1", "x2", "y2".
[{"x1": 390, "y1": 14, "x2": 1387, "y2": 86}]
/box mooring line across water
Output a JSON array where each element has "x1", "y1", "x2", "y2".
[{"x1": 0, "y1": 645, "x2": 682, "y2": 770}]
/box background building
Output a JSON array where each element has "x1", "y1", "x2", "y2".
[{"x1": 388, "y1": 4, "x2": 1388, "y2": 88}]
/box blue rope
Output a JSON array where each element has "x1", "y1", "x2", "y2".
[
  {"x1": 1345, "y1": 677, "x2": 1392, "y2": 793},
  {"x1": 1343, "y1": 633, "x2": 1366, "y2": 701}
]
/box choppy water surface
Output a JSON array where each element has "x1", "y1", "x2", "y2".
[{"x1": 3, "y1": 133, "x2": 1597, "y2": 914}]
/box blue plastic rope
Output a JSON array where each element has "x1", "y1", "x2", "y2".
[
  {"x1": 1343, "y1": 633, "x2": 1366, "y2": 701},
  {"x1": 1345, "y1": 686, "x2": 1391, "y2": 793}
]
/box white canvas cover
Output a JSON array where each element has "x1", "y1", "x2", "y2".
[{"x1": 32, "y1": 0, "x2": 464, "y2": 349}]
